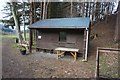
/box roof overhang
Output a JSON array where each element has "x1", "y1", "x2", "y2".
[{"x1": 29, "y1": 17, "x2": 90, "y2": 29}]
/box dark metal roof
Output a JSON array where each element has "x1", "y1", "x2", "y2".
[{"x1": 29, "y1": 17, "x2": 90, "y2": 29}]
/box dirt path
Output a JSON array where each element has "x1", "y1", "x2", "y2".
[
  {"x1": 0, "y1": 38, "x2": 2, "y2": 79},
  {"x1": 2, "y1": 38, "x2": 96, "y2": 78},
  {"x1": 2, "y1": 38, "x2": 34, "y2": 78}
]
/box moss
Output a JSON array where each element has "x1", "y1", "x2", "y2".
[{"x1": 20, "y1": 46, "x2": 26, "y2": 51}]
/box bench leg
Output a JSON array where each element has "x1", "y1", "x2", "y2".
[
  {"x1": 57, "y1": 51, "x2": 65, "y2": 59},
  {"x1": 74, "y1": 52, "x2": 77, "y2": 62},
  {"x1": 60, "y1": 51, "x2": 65, "y2": 57},
  {"x1": 57, "y1": 51, "x2": 59, "y2": 59},
  {"x1": 70, "y1": 52, "x2": 77, "y2": 62}
]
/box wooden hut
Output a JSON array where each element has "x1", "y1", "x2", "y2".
[{"x1": 29, "y1": 17, "x2": 91, "y2": 61}]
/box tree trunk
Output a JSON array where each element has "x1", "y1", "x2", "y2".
[
  {"x1": 85, "y1": 2, "x2": 89, "y2": 17},
  {"x1": 70, "y1": 0, "x2": 73, "y2": 17},
  {"x1": 45, "y1": 2, "x2": 49, "y2": 19},
  {"x1": 40, "y1": 2, "x2": 43, "y2": 19},
  {"x1": 33, "y1": 2, "x2": 36, "y2": 22},
  {"x1": 11, "y1": 2, "x2": 23, "y2": 43},
  {"x1": 82, "y1": 2, "x2": 85, "y2": 17},
  {"x1": 30, "y1": 2, "x2": 33, "y2": 25},
  {"x1": 42, "y1": 0, "x2": 46, "y2": 19},
  {"x1": 95, "y1": 2, "x2": 100, "y2": 20},
  {"x1": 47, "y1": 2, "x2": 51, "y2": 19},
  {"x1": 23, "y1": 2, "x2": 26, "y2": 41}
]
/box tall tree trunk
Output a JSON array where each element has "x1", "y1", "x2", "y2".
[
  {"x1": 42, "y1": 0, "x2": 46, "y2": 19},
  {"x1": 82, "y1": 2, "x2": 85, "y2": 17},
  {"x1": 30, "y1": 2, "x2": 33, "y2": 24},
  {"x1": 23, "y1": 2, "x2": 26, "y2": 41},
  {"x1": 33, "y1": 2, "x2": 36, "y2": 22},
  {"x1": 70, "y1": 0, "x2": 73, "y2": 17},
  {"x1": 40, "y1": 2, "x2": 43, "y2": 19},
  {"x1": 85, "y1": 2, "x2": 89, "y2": 17},
  {"x1": 45, "y1": 2, "x2": 49, "y2": 19},
  {"x1": 95, "y1": 2, "x2": 100, "y2": 20},
  {"x1": 47, "y1": 2, "x2": 51, "y2": 19},
  {"x1": 11, "y1": 2, "x2": 23, "y2": 43}
]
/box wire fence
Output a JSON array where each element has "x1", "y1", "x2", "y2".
[
  {"x1": 99, "y1": 51, "x2": 118, "y2": 78},
  {"x1": 95, "y1": 47, "x2": 120, "y2": 79}
]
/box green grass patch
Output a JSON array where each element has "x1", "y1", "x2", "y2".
[
  {"x1": 99, "y1": 57, "x2": 109, "y2": 75},
  {"x1": 12, "y1": 44, "x2": 19, "y2": 48},
  {"x1": 0, "y1": 34, "x2": 17, "y2": 39},
  {"x1": 22, "y1": 33, "x2": 29, "y2": 41},
  {"x1": 1, "y1": 33, "x2": 29, "y2": 40},
  {"x1": 99, "y1": 55, "x2": 118, "y2": 78}
]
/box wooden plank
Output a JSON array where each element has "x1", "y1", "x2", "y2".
[
  {"x1": 55, "y1": 47, "x2": 79, "y2": 52},
  {"x1": 55, "y1": 47, "x2": 78, "y2": 62},
  {"x1": 99, "y1": 50, "x2": 120, "y2": 53},
  {"x1": 97, "y1": 47, "x2": 120, "y2": 51}
]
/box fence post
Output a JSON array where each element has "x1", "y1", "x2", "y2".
[{"x1": 95, "y1": 48, "x2": 99, "y2": 79}]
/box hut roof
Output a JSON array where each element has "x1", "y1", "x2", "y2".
[{"x1": 29, "y1": 17, "x2": 90, "y2": 29}]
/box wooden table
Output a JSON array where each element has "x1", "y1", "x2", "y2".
[{"x1": 55, "y1": 47, "x2": 79, "y2": 62}]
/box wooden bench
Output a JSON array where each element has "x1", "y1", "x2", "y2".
[{"x1": 55, "y1": 47, "x2": 79, "y2": 62}]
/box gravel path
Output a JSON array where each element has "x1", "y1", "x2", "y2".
[
  {"x1": 2, "y1": 38, "x2": 34, "y2": 78},
  {"x1": 2, "y1": 38, "x2": 95, "y2": 78}
]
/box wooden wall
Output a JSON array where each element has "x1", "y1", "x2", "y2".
[{"x1": 36, "y1": 29, "x2": 85, "y2": 53}]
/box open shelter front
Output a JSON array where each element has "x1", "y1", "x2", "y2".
[{"x1": 29, "y1": 17, "x2": 91, "y2": 61}]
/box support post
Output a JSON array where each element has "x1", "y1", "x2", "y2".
[
  {"x1": 29, "y1": 29, "x2": 32, "y2": 53},
  {"x1": 83, "y1": 28, "x2": 89, "y2": 61},
  {"x1": 95, "y1": 48, "x2": 99, "y2": 79}
]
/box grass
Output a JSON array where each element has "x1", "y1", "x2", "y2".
[
  {"x1": 1, "y1": 33, "x2": 30, "y2": 50},
  {"x1": 22, "y1": 33, "x2": 29, "y2": 41},
  {"x1": 99, "y1": 56, "x2": 108, "y2": 75},
  {"x1": 0, "y1": 34, "x2": 17, "y2": 42},
  {"x1": 99, "y1": 54, "x2": 118, "y2": 78},
  {"x1": 0, "y1": 33, "x2": 29, "y2": 40},
  {"x1": 0, "y1": 34, "x2": 17, "y2": 39},
  {"x1": 12, "y1": 44, "x2": 19, "y2": 48}
]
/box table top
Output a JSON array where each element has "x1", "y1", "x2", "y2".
[{"x1": 55, "y1": 47, "x2": 79, "y2": 52}]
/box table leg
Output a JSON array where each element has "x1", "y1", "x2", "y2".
[
  {"x1": 57, "y1": 51, "x2": 59, "y2": 59},
  {"x1": 60, "y1": 51, "x2": 65, "y2": 57},
  {"x1": 74, "y1": 52, "x2": 77, "y2": 62},
  {"x1": 70, "y1": 52, "x2": 77, "y2": 62}
]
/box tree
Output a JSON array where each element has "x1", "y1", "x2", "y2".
[
  {"x1": 2, "y1": 1, "x2": 116, "y2": 43},
  {"x1": 2, "y1": 2, "x2": 31, "y2": 42},
  {"x1": 42, "y1": 0, "x2": 46, "y2": 19},
  {"x1": 22, "y1": 2, "x2": 26, "y2": 41},
  {"x1": 11, "y1": 2, "x2": 23, "y2": 43}
]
